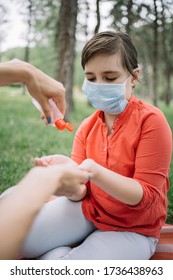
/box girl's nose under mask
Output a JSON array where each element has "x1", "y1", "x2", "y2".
[{"x1": 82, "y1": 76, "x2": 130, "y2": 114}]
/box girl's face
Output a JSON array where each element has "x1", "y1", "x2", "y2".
[{"x1": 84, "y1": 52, "x2": 139, "y2": 101}]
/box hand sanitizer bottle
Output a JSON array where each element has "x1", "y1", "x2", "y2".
[{"x1": 32, "y1": 98, "x2": 73, "y2": 132}]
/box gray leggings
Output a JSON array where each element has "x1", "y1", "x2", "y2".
[{"x1": 20, "y1": 196, "x2": 158, "y2": 260}]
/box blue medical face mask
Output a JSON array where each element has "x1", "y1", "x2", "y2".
[{"x1": 82, "y1": 76, "x2": 130, "y2": 114}]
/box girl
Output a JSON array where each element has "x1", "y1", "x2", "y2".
[{"x1": 21, "y1": 31, "x2": 172, "y2": 260}]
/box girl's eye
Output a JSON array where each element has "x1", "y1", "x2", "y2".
[
  {"x1": 105, "y1": 77, "x2": 117, "y2": 81},
  {"x1": 87, "y1": 78, "x2": 96, "y2": 82}
]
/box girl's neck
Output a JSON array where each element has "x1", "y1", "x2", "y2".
[{"x1": 104, "y1": 113, "x2": 118, "y2": 135}]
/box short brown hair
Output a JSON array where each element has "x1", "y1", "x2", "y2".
[{"x1": 81, "y1": 31, "x2": 138, "y2": 79}]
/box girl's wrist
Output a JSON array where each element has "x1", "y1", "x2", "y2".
[{"x1": 90, "y1": 160, "x2": 99, "y2": 181}]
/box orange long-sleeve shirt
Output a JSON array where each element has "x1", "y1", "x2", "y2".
[{"x1": 71, "y1": 95, "x2": 172, "y2": 238}]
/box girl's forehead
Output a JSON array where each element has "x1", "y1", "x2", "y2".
[{"x1": 85, "y1": 53, "x2": 125, "y2": 72}]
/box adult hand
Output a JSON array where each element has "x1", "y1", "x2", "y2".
[
  {"x1": 23, "y1": 61, "x2": 66, "y2": 120},
  {"x1": 52, "y1": 164, "x2": 88, "y2": 200},
  {"x1": 0, "y1": 59, "x2": 66, "y2": 121},
  {"x1": 27, "y1": 164, "x2": 88, "y2": 201},
  {"x1": 0, "y1": 164, "x2": 88, "y2": 260},
  {"x1": 34, "y1": 156, "x2": 85, "y2": 200},
  {"x1": 27, "y1": 71, "x2": 65, "y2": 119}
]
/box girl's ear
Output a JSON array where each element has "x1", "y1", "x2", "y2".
[{"x1": 131, "y1": 68, "x2": 140, "y2": 88}]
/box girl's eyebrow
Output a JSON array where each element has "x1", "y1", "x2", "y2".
[
  {"x1": 85, "y1": 71, "x2": 120, "y2": 74},
  {"x1": 84, "y1": 71, "x2": 94, "y2": 75},
  {"x1": 102, "y1": 70, "x2": 120, "y2": 74}
]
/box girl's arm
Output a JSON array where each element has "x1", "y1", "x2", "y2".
[{"x1": 80, "y1": 159, "x2": 143, "y2": 205}]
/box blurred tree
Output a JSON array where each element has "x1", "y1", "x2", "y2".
[
  {"x1": 82, "y1": 0, "x2": 90, "y2": 37},
  {"x1": 3, "y1": 0, "x2": 173, "y2": 106},
  {"x1": 139, "y1": 0, "x2": 173, "y2": 106},
  {"x1": 0, "y1": 3, "x2": 8, "y2": 60},
  {"x1": 109, "y1": 0, "x2": 173, "y2": 106},
  {"x1": 110, "y1": 0, "x2": 142, "y2": 34},
  {"x1": 15, "y1": 0, "x2": 38, "y2": 94},
  {"x1": 12, "y1": 0, "x2": 36, "y2": 63},
  {"x1": 13, "y1": 0, "x2": 57, "y2": 62},
  {"x1": 160, "y1": 0, "x2": 172, "y2": 105},
  {"x1": 152, "y1": 0, "x2": 159, "y2": 107},
  {"x1": 94, "y1": 0, "x2": 101, "y2": 34},
  {"x1": 56, "y1": 0, "x2": 78, "y2": 119},
  {"x1": 126, "y1": 0, "x2": 133, "y2": 34},
  {"x1": 24, "y1": 0, "x2": 34, "y2": 63}
]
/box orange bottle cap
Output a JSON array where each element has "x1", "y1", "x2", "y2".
[{"x1": 55, "y1": 119, "x2": 66, "y2": 130}]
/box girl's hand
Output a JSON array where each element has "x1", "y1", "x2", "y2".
[
  {"x1": 79, "y1": 158, "x2": 96, "y2": 180},
  {"x1": 35, "y1": 155, "x2": 77, "y2": 167}
]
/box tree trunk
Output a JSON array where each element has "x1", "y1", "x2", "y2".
[
  {"x1": 23, "y1": 0, "x2": 33, "y2": 95},
  {"x1": 94, "y1": 0, "x2": 101, "y2": 34},
  {"x1": 56, "y1": 0, "x2": 78, "y2": 120},
  {"x1": 24, "y1": 0, "x2": 33, "y2": 63},
  {"x1": 152, "y1": 0, "x2": 158, "y2": 107},
  {"x1": 126, "y1": 0, "x2": 133, "y2": 35},
  {"x1": 160, "y1": 0, "x2": 171, "y2": 106},
  {"x1": 84, "y1": 0, "x2": 89, "y2": 37}
]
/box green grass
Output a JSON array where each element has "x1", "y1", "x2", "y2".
[
  {"x1": 0, "y1": 88, "x2": 172, "y2": 223},
  {"x1": 159, "y1": 103, "x2": 173, "y2": 223},
  {"x1": 0, "y1": 87, "x2": 94, "y2": 193}
]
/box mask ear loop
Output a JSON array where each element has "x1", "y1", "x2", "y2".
[{"x1": 131, "y1": 66, "x2": 141, "y2": 87}]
